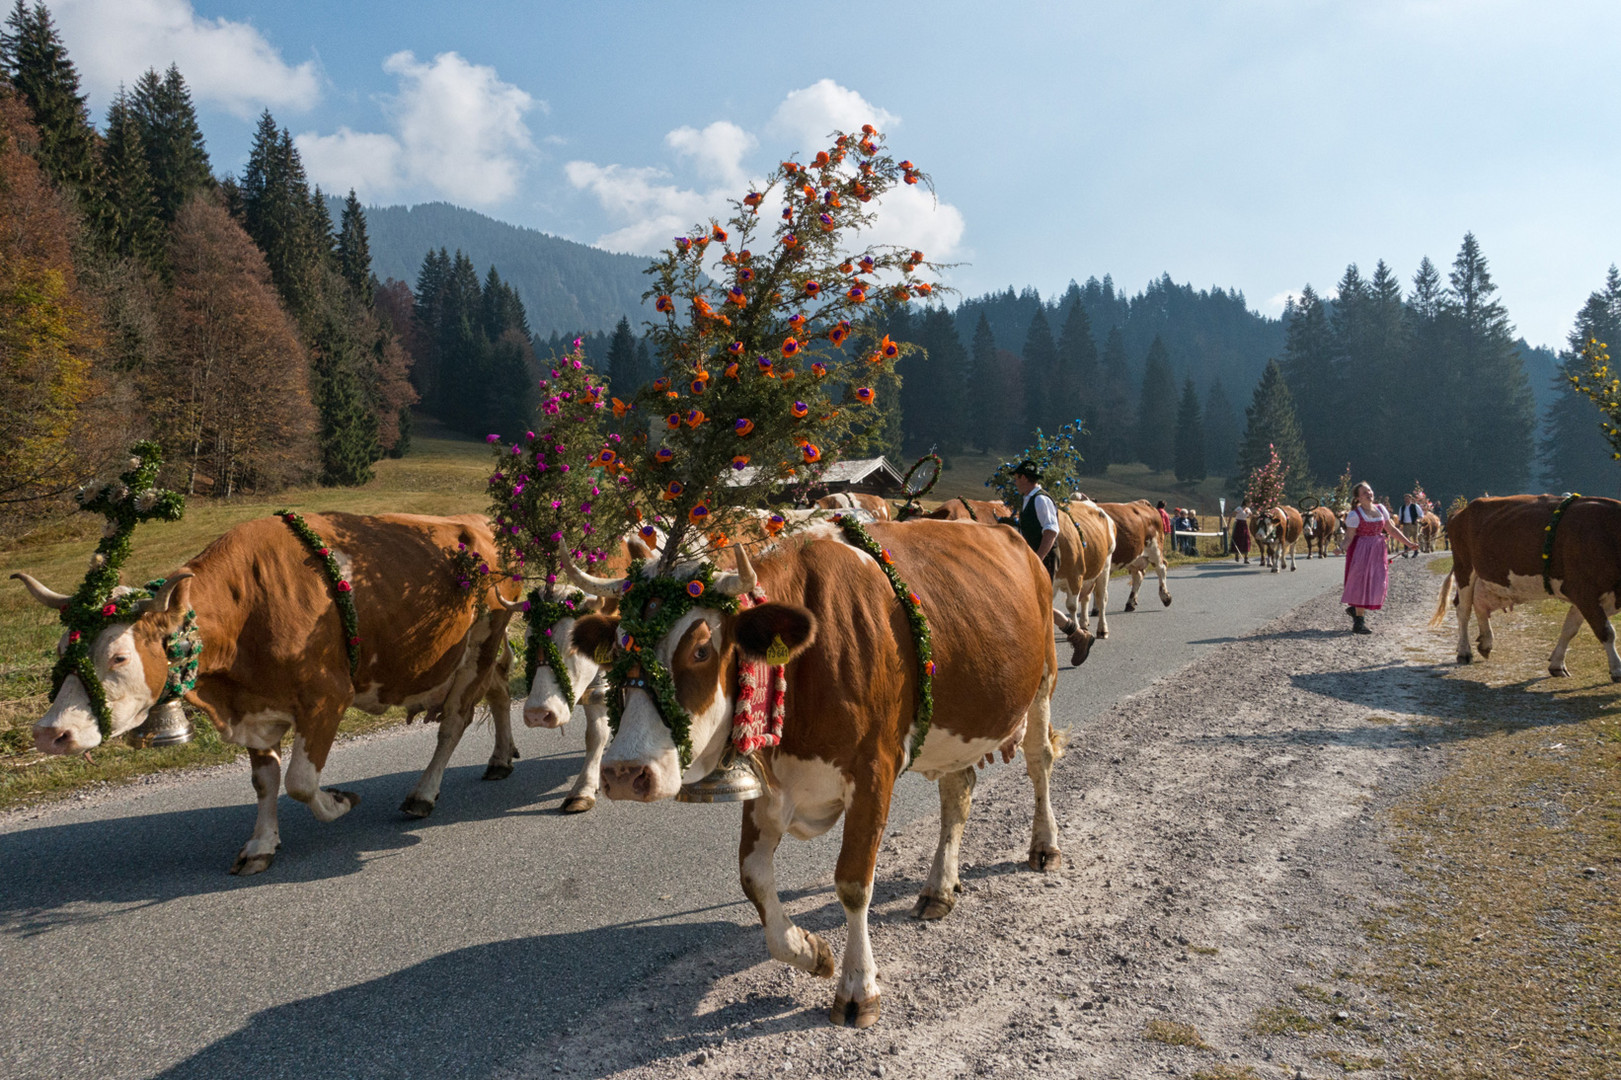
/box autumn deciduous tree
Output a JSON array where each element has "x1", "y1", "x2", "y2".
[{"x1": 158, "y1": 197, "x2": 316, "y2": 495}]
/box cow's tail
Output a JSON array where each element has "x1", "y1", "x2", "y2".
[{"x1": 1429, "y1": 569, "x2": 1455, "y2": 627}]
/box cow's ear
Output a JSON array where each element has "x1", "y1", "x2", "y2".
[
  {"x1": 570, "y1": 613, "x2": 620, "y2": 659},
  {"x1": 733, "y1": 603, "x2": 817, "y2": 664}
]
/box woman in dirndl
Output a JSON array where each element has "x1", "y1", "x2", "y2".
[
  {"x1": 1342, "y1": 482, "x2": 1419, "y2": 633},
  {"x1": 1231, "y1": 502, "x2": 1254, "y2": 564}
]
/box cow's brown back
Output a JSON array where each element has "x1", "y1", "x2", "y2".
[{"x1": 1098, "y1": 500, "x2": 1162, "y2": 566}]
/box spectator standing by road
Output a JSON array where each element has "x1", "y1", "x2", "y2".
[
  {"x1": 1231, "y1": 502, "x2": 1254, "y2": 564},
  {"x1": 1398, "y1": 495, "x2": 1423, "y2": 558}
]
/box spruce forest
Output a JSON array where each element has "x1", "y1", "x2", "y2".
[{"x1": 2, "y1": 0, "x2": 1615, "y2": 540}]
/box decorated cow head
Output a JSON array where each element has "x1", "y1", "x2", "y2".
[
  {"x1": 564, "y1": 544, "x2": 816, "y2": 801},
  {"x1": 14, "y1": 572, "x2": 194, "y2": 753},
  {"x1": 505, "y1": 586, "x2": 603, "y2": 729}
]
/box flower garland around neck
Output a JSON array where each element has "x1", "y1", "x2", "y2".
[
  {"x1": 276, "y1": 510, "x2": 361, "y2": 675},
  {"x1": 606, "y1": 559, "x2": 740, "y2": 770},
  {"x1": 833, "y1": 515, "x2": 934, "y2": 769},
  {"x1": 51, "y1": 441, "x2": 186, "y2": 740},
  {"x1": 524, "y1": 588, "x2": 587, "y2": 705},
  {"x1": 1542, "y1": 493, "x2": 1582, "y2": 596}
]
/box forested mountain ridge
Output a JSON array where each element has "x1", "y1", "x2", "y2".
[{"x1": 334, "y1": 198, "x2": 654, "y2": 339}]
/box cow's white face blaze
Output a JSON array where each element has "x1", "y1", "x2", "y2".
[
  {"x1": 596, "y1": 599, "x2": 817, "y2": 804},
  {"x1": 522, "y1": 614, "x2": 606, "y2": 728},
  {"x1": 35, "y1": 621, "x2": 162, "y2": 753}
]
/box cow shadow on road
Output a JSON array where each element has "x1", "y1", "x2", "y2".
[
  {"x1": 1190, "y1": 627, "x2": 1350, "y2": 646},
  {"x1": 0, "y1": 750, "x2": 585, "y2": 937}
]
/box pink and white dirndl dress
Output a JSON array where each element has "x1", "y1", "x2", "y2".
[{"x1": 1341, "y1": 505, "x2": 1392, "y2": 610}]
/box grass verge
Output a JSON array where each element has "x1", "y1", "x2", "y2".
[{"x1": 1365, "y1": 596, "x2": 1621, "y2": 1079}]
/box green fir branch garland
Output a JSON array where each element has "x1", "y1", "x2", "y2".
[
  {"x1": 523, "y1": 589, "x2": 587, "y2": 703},
  {"x1": 604, "y1": 559, "x2": 739, "y2": 770},
  {"x1": 1542, "y1": 493, "x2": 1581, "y2": 596},
  {"x1": 49, "y1": 442, "x2": 186, "y2": 740},
  {"x1": 276, "y1": 510, "x2": 362, "y2": 675},
  {"x1": 833, "y1": 516, "x2": 934, "y2": 768}
]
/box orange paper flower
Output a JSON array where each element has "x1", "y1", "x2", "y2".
[
  {"x1": 788, "y1": 313, "x2": 806, "y2": 328},
  {"x1": 690, "y1": 378, "x2": 708, "y2": 394},
  {"x1": 655, "y1": 295, "x2": 673, "y2": 312},
  {"x1": 655, "y1": 447, "x2": 675, "y2": 464},
  {"x1": 666, "y1": 413, "x2": 682, "y2": 430},
  {"x1": 914, "y1": 283, "x2": 933, "y2": 296},
  {"x1": 612, "y1": 397, "x2": 631, "y2": 417},
  {"x1": 791, "y1": 401, "x2": 809, "y2": 419},
  {"x1": 688, "y1": 504, "x2": 710, "y2": 525},
  {"x1": 738, "y1": 266, "x2": 755, "y2": 282},
  {"x1": 847, "y1": 285, "x2": 867, "y2": 303},
  {"x1": 734, "y1": 418, "x2": 755, "y2": 437},
  {"x1": 813, "y1": 151, "x2": 830, "y2": 167},
  {"x1": 764, "y1": 514, "x2": 786, "y2": 536},
  {"x1": 653, "y1": 377, "x2": 670, "y2": 392},
  {"x1": 685, "y1": 409, "x2": 707, "y2": 428},
  {"x1": 743, "y1": 192, "x2": 763, "y2": 207},
  {"x1": 731, "y1": 454, "x2": 751, "y2": 469},
  {"x1": 781, "y1": 337, "x2": 800, "y2": 358},
  {"x1": 662, "y1": 480, "x2": 685, "y2": 500},
  {"x1": 881, "y1": 335, "x2": 899, "y2": 359},
  {"x1": 727, "y1": 341, "x2": 744, "y2": 355},
  {"x1": 854, "y1": 386, "x2": 875, "y2": 404},
  {"x1": 803, "y1": 280, "x2": 821, "y2": 296},
  {"x1": 728, "y1": 286, "x2": 746, "y2": 306},
  {"x1": 724, "y1": 361, "x2": 740, "y2": 379},
  {"x1": 811, "y1": 362, "x2": 827, "y2": 378},
  {"x1": 801, "y1": 443, "x2": 822, "y2": 463},
  {"x1": 712, "y1": 225, "x2": 727, "y2": 242}
]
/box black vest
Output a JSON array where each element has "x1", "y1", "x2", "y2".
[{"x1": 1018, "y1": 490, "x2": 1053, "y2": 552}]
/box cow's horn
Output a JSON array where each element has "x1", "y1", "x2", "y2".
[
  {"x1": 135, "y1": 572, "x2": 193, "y2": 614},
  {"x1": 713, "y1": 543, "x2": 757, "y2": 597},
  {"x1": 496, "y1": 591, "x2": 526, "y2": 611},
  {"x1": 11, "y1": 572, "x2": 71, "y2": 610},
  {"x1": 559, "y1": 547, "x2": 625, "y2": 598}
]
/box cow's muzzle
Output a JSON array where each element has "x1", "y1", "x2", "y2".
[{"x1": 602, "y1": 762, "x2": 660, "y2": 802}]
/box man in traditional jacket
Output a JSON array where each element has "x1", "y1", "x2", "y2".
[{"x1": 1011, "y1": 460, "x2": 1060, "y2": 579}]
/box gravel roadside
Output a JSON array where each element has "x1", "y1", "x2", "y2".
[{"x1": 496, "y1": 557, "x2": 1450, "y2": 1080}]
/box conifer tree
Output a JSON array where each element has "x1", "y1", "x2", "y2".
[
  {"x1": 605, "y1": 315, "x2": 641, "y2": 396},
  {"x1": 239, "y1": 112, "x2": 323, "y2": 322},
  {"x1": 1357, "y1": 260, "x2": 1409, "y2": 493},
  {"x1": 1081, "y1": 325, "x2": 1133, "y2": 475},
  {"x1": 0, "y1": 1, "x2": 98, "y2": 195},
  {"x1": 1202, "y1": 377, "x2": 1238, "y2": 479},
  {"x1": 1235, "y1": 359, "x2": 1309, "y2": 499},
  {"x1": 1135, "y1": 335, "x2": 1176, "y2": 472},
  {"x1": 96, "y1": 89, "x2": 165, "y2": 269},
  {"x1": 1543, "y1": 266, "x2": 1621, "y2": 495},
  {"x1": 1173, "y1": 378, "x2": 1205, "y2": 482},
  {"x1": 1056, "y1": 299, "x2": 1097, "y2": 437},
  {"x1": 131, "y1": 65, "x2": 212, "y2": 222},
  {"x1": 967, "y1": 312, "x2": 1001, "y2": 452},
  {"x1": 336, "y1": 189, "x2": 372, "y2": 307},
  {"x1": 1444, "y1": 232, "x2": 1534, "y2": 496},
  {"x1": 903, "y1": 305, "x2": 968, "y2": 454},
  {"x1": 1021, "y1": 305, "x2": 1058, "y2": 439},
  {"x1": 1279, "y1": 283, "x2": 1338, "y2": 473}
]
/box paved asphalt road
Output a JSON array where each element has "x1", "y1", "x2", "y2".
[{"x1": 0, "y1": 554, "x2": 1349, "y2": 1079}]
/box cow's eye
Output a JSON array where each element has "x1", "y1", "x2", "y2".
[
  {"x1": 691, "y1": 645, "x2": 711, "y2": 663},
  {"x1": 109, "y1": 655, "x2": 128, "y2": 668}
]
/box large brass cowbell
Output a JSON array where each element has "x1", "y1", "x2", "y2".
[{"x1": 677, "y1": 746, "x2": 763, "y2": 802}]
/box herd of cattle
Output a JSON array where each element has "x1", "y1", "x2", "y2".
[
  {"x1": 10, "y1": 489, "x2": 1618, "y2": 1027},
  {"x1": 1249, "y1": 503, "x2": 1444, "y2": 572}
]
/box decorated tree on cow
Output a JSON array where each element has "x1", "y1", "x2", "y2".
[
  {"x1": 1564, "y1": 337, "x2": 1621, "y2": 461},
  {"x1": 1408, "y1": 482, "x2": 1433, "y2": 514},
  {"x1": 1331, "y1": 464, "x2": 1353, "y2": 513},
  {"x1": 612, "y1": 126, "x2": 937, "y2": 571},
  {"x1": 988, "y1": 421, "x2": 1086, "y2": 508},
  {"x1": 1244, "y1": 442, "x2": 1289, "y2": 511}
]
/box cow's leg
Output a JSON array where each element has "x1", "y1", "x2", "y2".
[
  {"x1": 1056, "y1": 572, "x2": 1080, "y2": 633},
  {"x1": 284, "y1": 731, "x2": 360, "y2": 823},
  {"x1": 1153, "y1": 540, "x2": 1173, "y2": 603},
  {"x1": 1573, "y1": 594, "x2": 1621, "y2": 681},
  {"x1": 740, "y1": 788, "x2": 835, "y2": 980},
  {"x1": 830, "y1": 774, "x2": 896, "y2": 1028},
  {"x1": 1475, "y1": 600, "x2": 1496, "y2": 659},
  {"x1": 1548, "y1": 605, "x2": 1584, "y2": 677},
  {"x1": 1455, "y1": 578, "x2": 1476, "y2": 663},
  {"x1": 1093, "y1": 571, "x2": 1110, "y2": 638},
  {"x1": 562, "y1": 701, "x2": 609, "y2": 813},
  {"x1": 1287, "y1": 543, "x2": 1297, "y2": 572},
  {"x1": 914, "y1": 766, "x2": 975, "y2": 920},
  {"x1": 231, "y1": 748, "x2": 283, "y2": 876},
  {"x1": 400, "y1": 701, "x2": 476, "y2": 818},
  {"x1": 1023, "y1": 662, "x2": 1062, "y2": 871},
  {"x1": 483, "y1": 678, "x2": 518, "y2": 781},
  {"x1": 1125, "y1": 564, "x2": 1144, "y2": 611}
]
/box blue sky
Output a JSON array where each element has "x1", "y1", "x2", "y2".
[{"x1": 44, "y1": 0, "x2": 1621, "y2": 349}]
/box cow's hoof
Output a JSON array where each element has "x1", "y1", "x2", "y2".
[
  {"x1": 230, "y1": 851, "x2": 275, "y2": 876},
  {"x1": 1479, "y1": 647, "x2": 1492, "y2": 660},
  {"x1": 1161, "y1": 594, "x2": 1173, "y2": 606},
  {"x1": 561, "y1": 794, "x2": 596, "y2": 814},
  {"x1": 1290, "y1": 565, "x2": 1297, "y2": 572},
  {"x1": 1090, "y1": 607, "x2": 1100, "y2": 617},
  {"x1": 830, "y1": 994, "x2": 881, "y2": 1029},
  {"x1": 1124, "y1": 600, "x2": 1138, "y2": 613},
  {"x1": 481, "y1": 762, "x2": 514, "y2": 781},
  {"x1": 1029, "y1": 846, "x2": 1063, "y2": 872},
  {"x1": 910, "y1": 890, "x2": 957, "y2": 921},
  {"x1": 1550, "y1": 665, "x2": 1570, "y2": 678},
  {"x1": 1611, "y1": 672, "x2": 1621, "y2": 684},
  {"x1": 325, "y1": 787, "x2": 360, "y2": 809},
  {"x1": 399, "y1": 796, "x2": 435, "y2": 818},
  {"x1": 808, "y1": 932, "x2": 836, "y2": 978}
]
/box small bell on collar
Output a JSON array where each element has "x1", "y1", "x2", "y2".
[
  {"x1": 126, "y1": 699, "x2": 192, "y2": 748},
  {"x1": 677, "y1": 746, "x2": 763, "y2": 803}
]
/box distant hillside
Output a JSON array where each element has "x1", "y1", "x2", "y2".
[{"x1": 342, "y1": 199, "x2": 654, "y2": 338}]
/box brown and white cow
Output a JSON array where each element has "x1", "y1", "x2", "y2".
[
  {"x1": 1064, "y1": 499, "x2": 1118, "y2": 644},
  {"x1": 1254, "y1": 506, "x2": 1303, "y2": 572},
  {"x1": 1097, "y1": 500, "x2": 1173, "y2": 611},
  {"x1": 1419, "y1": 511, "x2": 1442, "y2": 553},
  {"x1": 14, "y1": 512, "x2": 519, "y2": 874},
  {"x1": 1301, "y1": 506, "x2": 1339, "y2": 559},
  {"x1": 1431, "y1": 495, "x2": 1621, "y2": 680},
  {"x1": 563, "y1": 519, "x2": 1062, "y2": 1028},
  {"x1": 815, "y1": 492, "x2": 892, "y2": 520}
]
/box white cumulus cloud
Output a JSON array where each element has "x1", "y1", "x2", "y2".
[
  {"x1": 48, "y1": 0, "x2": 320, "y2": 117},
  {"x1": 567, "y1": 81, "x2": 962, "y2": 264},
  {"x1": 296, "y1": 50, "x2": 538, "y2": 207}
]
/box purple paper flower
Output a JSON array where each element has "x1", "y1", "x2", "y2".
[{"x1": 486, "y1": 434, "x2": 500, "y2": 443}]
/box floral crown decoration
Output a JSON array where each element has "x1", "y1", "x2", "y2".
[
  {"x1": 612, "y1": 125, "x2": 940, "y2": 573},
  {"x1": 989, "y1": 421, "x2": 1087, "y2": 508},
  {"x1": 51, "y1": 442, "x2": 187, "y2": 738}
]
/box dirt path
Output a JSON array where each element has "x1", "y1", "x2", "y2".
[{"x1": 500, "y1": 560, "x2": 1453, "y2": 1080}]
